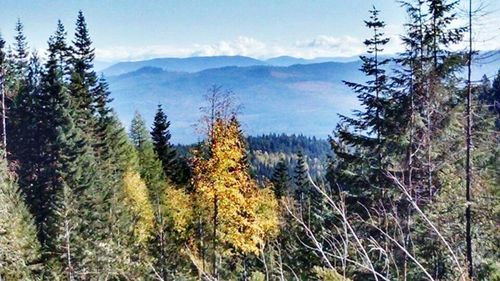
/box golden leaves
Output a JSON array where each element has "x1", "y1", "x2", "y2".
[
  {"x1": 192, "y1": 118, "x2": 279, "y2": 255},
  {"x1": 122, "y1": 169, "x2": 154, "y2": 243}
]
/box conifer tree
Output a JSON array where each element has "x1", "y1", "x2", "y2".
[
  {"x1": 293, "y1": 151, "x2": 309, "y2": 204},
  {"x1": 27, "y1": 26, "x2": 75, "y2": 244},
  {"x1": 151, "y1": 104, "x2": 179, "y2": 182},
  {"x1": 69, "y1": 11, "x2": 97, "y2": 131},
  {"x1": 41, "y1": 37, "x2": 101, "y2": 277},
  {"x1": 4, "y1": 20, "x2": 30, "y2": 156},
  {"x1": 12, "y1": 19, "x2": 29, "y2": 79},
  {"x1": 330, "y1": 7, "x2": 393, "y2": 206},
  {"x1": 271, "y1": 160, "x2": 289, "y2": 199},
  {"x1": 130, "y1": 111, "x2": 166, "y2": 198},
  {"x1": 88, "y1": 81, "x2": 151, "y2": 279},
  {"x1": 0, "y1": 152, "x2": 41, "y2": 280}
]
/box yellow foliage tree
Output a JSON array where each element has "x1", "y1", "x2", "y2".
[
  {"x1": 122, "y1": 169, "x2": 155, "y2": 242},
  {"x1": 163, "y1": 186, "x2": 193, "y2": 238},
  {"x1": 192, "y1": 117, "x2": 279, "y2": 257}
]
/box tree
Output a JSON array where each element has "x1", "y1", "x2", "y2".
[
  {"x1": 4, "y1": 20, "x2": 30, "y2": 156},
  {"x1": 330, "y1": 6, "x2": 394, "y2": 208},
  {"x1": 130, "y1": 111, "x2": 166, "y2": 198},
  {"x1": 151, "y1": 104, "x2": 179, "y2": 183},
  {"x1": 192, "y1": 90, "x2": 279, "y2": 279},
  {"x1": 293, "y1": 150, "x2": 309, "y2": 205},
  {"x1": 26, "y1": 25, "x2": 75, "y2": 244},
  {"x1": 0, "y1": 153, "x2": 41, "y2": 280},
  {"x1": 69, "y1": 11, "x2": 97, "y2": 132},
  {"x1": 271, "y1": 160, "x2": 289, "y2": 199},
  {"x1": 12, "y1": 19, "x2": 29, "y2": 79},
  {"x1": 89, "y1": 83, "x2": 153, "y2": 278}
]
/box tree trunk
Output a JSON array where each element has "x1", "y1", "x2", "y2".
[{"x1": 465, "y1": 0, "x2": 474, "y2": 277}]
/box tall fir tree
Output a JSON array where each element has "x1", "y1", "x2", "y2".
[
  {"x1": 69, "y1": 11, "x2": 98, "y2": 132},
  {"x1": 151, "y1": 104, "x2": 179, "y2": 182},
  {"x1": 271, "y1": 160, "x2": 289, "y2": 199},
  {"x1": 0, "y1": 152, "x2": 41, "y2": 280},
  {"x1": 331, "y1": 7, "x2": 393, "y2": 207},
  {"x1": 293, "y1": 150, "x2": 309, "y2": 204},
  {"x1": 130, "y1": 111, "x2": 165, "y2": 200},
  {"x1": 12, "y1": 19, "x2": 29, "y2": 80}
]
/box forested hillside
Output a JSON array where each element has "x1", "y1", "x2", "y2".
[
  {"x1": 177, "y1": 133, "x2": 331, "y2": 181},
  {"x1": 0, "y1": 1, "x2": 499, "y2": 281},
  {"x1": 246, "y1": 134, "x2": 330, "y2": 181}
]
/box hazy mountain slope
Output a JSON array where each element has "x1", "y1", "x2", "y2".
[
  {"x1": 103, "y1": 55, "x2": 268, "y2": 76},
  {"x1": 107, "y1": 61, "x2": 363, "y2": 144},
  {"x1": 106, "y1": 52, "x2": 499, "y2": 144}
]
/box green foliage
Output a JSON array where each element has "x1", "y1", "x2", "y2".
[
  {"x1": 0, "y1": 4, "x2": 498, "y2": 281},
  {"x1": 130, "y1": 111, "x2": 166, "y2": 199},
  {"x1": 0, "y1": 155, "x2": 41, "y2": 280},
  {"x1": 271, "y1": 160, "x2": 289, "y2": 199},
  {"x1": 151, "y1": 104, "x2": 187, "y2": 185}
]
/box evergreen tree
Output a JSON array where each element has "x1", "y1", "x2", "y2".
[
  {"x1": 89, "y1": 82, "x2": 152, "y2": 278},
  {"x1": 69, "y1": 11, "x2": 97, "y2": 131},
  {"x1": 4, "y1": 20, "x2": 30, "y2": 157},
  {"x1": 331, "y1": 7, "x2": 393, "y2": 207},
  {"x1": 271, "y1": 160, "x2": 289, "y2": 199},
  {"x1": 151, "y1": 104, "x2": 179, "y2": 182},
  {"x1": 293, "y1": 150, "x2": 309, "y2": 204},
  {"x1": 0, "y1": 153, "x2": 41, "y2": 280},
  {"x1": 41, "y1": 33, "x2": 101, "y2": 276},
  {"x1": 26, "y1": 26, "x2": 75, "y2": 244},
  {"x1": 130, "y1": 111, "x2": 166, "y2": 198},
  {"x1": 12, "y1": 19, "x2": 29, "y2": 79}
]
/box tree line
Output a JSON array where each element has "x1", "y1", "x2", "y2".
[{"x1": 0, "y1": 0, "x2": 499, "y2": 280}]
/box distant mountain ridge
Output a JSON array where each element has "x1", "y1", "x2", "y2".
[
  {"x1": 107, "y1": 60, "x2": 364, "y2": 143},
  {"x1": 105, "y1": 52, "x2": 500, "y2": 144},
  {"x1": 101, "y1": 55, "x2": 361, "y2": 76}
]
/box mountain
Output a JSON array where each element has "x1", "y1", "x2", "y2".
[
  {"x1": 102, "y1": 55, "x2": 363, "y2": 76},
  {"x1": 106, "y1": 52, "x2": 499, "y2": 144},
  {"x1": 107, "y1": 60, "x2": 364, "y2": 144},
  {"x1": 102, "y1": 55, "x2": 267, "y2": 76}
]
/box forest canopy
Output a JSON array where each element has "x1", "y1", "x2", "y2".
[{"x1": 0, "y1": 1, "x2": 499, "y2": 280}]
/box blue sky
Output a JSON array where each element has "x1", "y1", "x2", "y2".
[{"x1": 0, "y1": 0, "x2": 498, "y2": 62}]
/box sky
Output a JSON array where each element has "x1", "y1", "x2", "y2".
[{"x1": 0, "y1": 0, "x2": 499, "y2": 63}]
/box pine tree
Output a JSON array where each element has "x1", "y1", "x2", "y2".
[
  {"x1": 0, "y1": 153, "x2": 41, "y2": 280},
  {"x1": 4, "y1": 20, "x2": 30, "y2": 157},
  {"x1": 12, "y1": 19, "x2": 29, "y2": 79},
  {"x1": 151, "y1": 104, "x2": 179, "y2": 182},
  {"x1": 330, "y1": 7, "x2": 393, "y2": 207},
  {"x1": 41, "y1": 41, "x2": 100, "y2": 277},
  {"x1": 293, "y1": 150, "x2": 309, "y2": 204},
  {"x1": 271, "y1": 160, "x2": 289, "y2": 199},
  {"x1": 69, "y1": 11, "x2": 98, "y2": 131},
  {"x1": 26, "y1": 26, "x2": 75, "y2": 244},
  {"x1": 130, "y1": 111, "x2": 166, "y2": 198},
  {"x1": 89, "y1": 82, "x2": 151, "y2": 278}
]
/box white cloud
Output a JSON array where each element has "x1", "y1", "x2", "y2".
[
  {"x1": 94, "y1": 20, "x2": 499, "y2": 62},
  {"x1": 191, "y1": 36, "x2": 266, "y2": 57},
  {"x1": 94, "y1": 35, "x2": 373, "y2": 62}
]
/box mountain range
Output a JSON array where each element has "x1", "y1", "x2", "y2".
[
  {"x1": 101, "y1": 55, "x2": 362, "y2": 76},
  {"x1": 103, "y1": 53, "x2": 500, "y2": 144}
]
